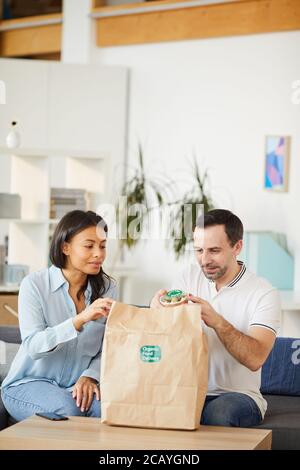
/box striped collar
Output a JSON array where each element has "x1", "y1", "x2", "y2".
[
  {"x1": 228, "y1": 261, "x2": 246, "y2": 287},
  {"x1": 208, "y1": 260, "x2": 246, "y2": 288}
]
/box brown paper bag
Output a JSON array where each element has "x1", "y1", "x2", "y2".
[{"x1": 100, "y1": 301, "x2": 208, "y2": 430}]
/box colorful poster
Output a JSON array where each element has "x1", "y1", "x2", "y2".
[{"x1": 265, "y1": 136, "x2": 290, "y2": 192}]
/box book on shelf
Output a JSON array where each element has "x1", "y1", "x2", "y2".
[
  {"x1": 51, "y1": 188, "x2": 87, "y2": 197},
  {"x1": 50, "y1": 188, "x2": 88, "y2": 219}
]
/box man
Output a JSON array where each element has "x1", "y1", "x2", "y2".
[{"x1": 151, "y1": 209, "x2": 281, "y2": 427}]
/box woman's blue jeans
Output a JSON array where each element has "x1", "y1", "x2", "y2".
[
  {"x1": 2, "y1": 383, "x2": 262, "y2": 428},
  {"x1": 201, "y1": 392, "x2": 263, "y2": 427},
  {"x1": 1, "y1": 380, "x2": 101, "y2": 422}
]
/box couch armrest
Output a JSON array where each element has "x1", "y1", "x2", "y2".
[{"x1": 0, "y1": 326, "x2": 21, "y2": 344}]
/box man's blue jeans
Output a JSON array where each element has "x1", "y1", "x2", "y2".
[
  {"x1": 2, "y1": 384, "x2": 262, "y2": 427},
  {"x1": 200, "y1": 393, "x2": 263, "y2": 427},
  {"x1": 1, "y1": 381, "x2": 101, "y2": 422}
]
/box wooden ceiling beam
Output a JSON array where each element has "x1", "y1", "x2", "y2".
[
  {"x1": 0, "y1": 13, "x2": 62, "y2": 58},
  {"x1": 92, "y1": 0, "x2": 300, "y2": 47}
]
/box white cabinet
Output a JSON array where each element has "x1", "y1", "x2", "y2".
[
  {"x1": 0, "y1": 59, "x2": 49, "y2": 149},
  {"x1": 47, "y1": 63, "x2": 128, "y2": 156},
  {"x1": 1, "y1": 147, "x2": 110, "y2": 273},
  {"x1": 0, "y1": 59, "x2": 128, "y2": 161},
  {"x1": 0, "y1": 58, "x2": 128, "y2": 273}
]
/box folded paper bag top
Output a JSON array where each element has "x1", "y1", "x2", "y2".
[{"x1": 100, "y1": 301, "x2": 208, "y2": 430}]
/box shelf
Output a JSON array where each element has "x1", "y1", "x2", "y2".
[
  {"x1": 0, "y1": 219, "x2": 60, "y2": 224},
  {"x1": 0, "y1": 148, "x2": 107, "y2": 159},
  {"x1": 0, "y1": 149, "x2": 109, "y2": 273},
  {"x1": 91, "y1": 0, "x2": 300, "y2": 47},
  {"x1": 0, "y1": 285, "x2": 19, "y2": 293},
  {"x1": 0, "y1": 13, "x2": 62, "y2": 58}
]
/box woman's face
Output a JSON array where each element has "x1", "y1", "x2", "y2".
[{"x1": 62, "y1": 225, "x2": 107, "y2": 275}]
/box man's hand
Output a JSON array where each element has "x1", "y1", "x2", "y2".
[
  {"x1": 188, "y1": 294, "x2": 223, "y2": 329},
  {"x1": 188, "y1": 295, "x2": 276, "y2": 371},
  {"x1": 72, "y1": 376, "x2": 100, "y2": 412},
  {"x1": 150, "y1": 289, "x2": 168, "y2": 308}
]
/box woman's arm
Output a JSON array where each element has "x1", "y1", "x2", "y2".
[
  {"x1": 19, "y1": 276, "x2": 78, "y2": 360},
  {"x1": 80, "y1": 349, "x2": 101, "y2": 383},
  {"x1": 77, "y1": 280, "x2": 118, "y2": 380}
]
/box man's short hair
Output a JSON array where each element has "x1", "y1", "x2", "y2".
[{"x1": 196, "y1": 209, "x2": 243, "y2": 246}]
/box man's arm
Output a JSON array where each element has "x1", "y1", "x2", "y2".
[
  {"x1": 214, "y1": 320, "x2": 275, "y2": 371},
  {"x1": 188, "y1": 295, "x2": 276, "y2": 371}
]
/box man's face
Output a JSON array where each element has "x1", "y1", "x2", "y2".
[{"x1": 193, "y1": 224, "x2": 242, "y2": 282}]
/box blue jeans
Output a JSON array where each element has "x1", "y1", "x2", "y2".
[
  {"x1": 200, "y1": 393, "x2": 262, "y2": 427},
  {"x1": 1, "y1": 381, "x2": 101, "y2": 422}
]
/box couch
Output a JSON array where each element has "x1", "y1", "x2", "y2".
[
  {"x1": 0, "y1": 326, "x2": 300, "y2": 449},
  {"x1": 0, "y1": 326, "x2": 21, "y2": 430},
  {"x1": 256, "y1": 336, "x2": 300, "y2": 450}
]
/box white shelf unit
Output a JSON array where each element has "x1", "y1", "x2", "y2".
[{"x1": 0, "y1": 148, "x2": 110, "y2": 273}]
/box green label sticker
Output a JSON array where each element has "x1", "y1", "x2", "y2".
[
  {"x1": 166, "y1": 289, "x2": 183, "y2": 298},
  {"x1": 140, "y1": 345, "x2": 161, "y2": 363}
]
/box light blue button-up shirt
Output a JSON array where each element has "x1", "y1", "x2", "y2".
[{"x1": 2, "y1": 265, "x2": 117, "y2": 390}]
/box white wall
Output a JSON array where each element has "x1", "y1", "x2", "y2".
[
  {"x1": 90, "y1": 31, "x2": 300, "y2": 302},
  {"x1": 62, "y1": 0, "x2": 92, "y2": 64}
]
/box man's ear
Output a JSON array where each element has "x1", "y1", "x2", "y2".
[
  {"x1": 234, "y1": 239, "x2": 243, "y2": 256},
  {"x1": 62, "y1": 242, "x2": 70, "y2": 256}
]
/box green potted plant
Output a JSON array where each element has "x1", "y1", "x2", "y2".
[
  {"x1": 117, "y1": 144, "x2": 174, "y2": 249},
  {"x1": 117, "y1": 146, "x2": 214, "y2": 259},
  {"x1": 170, "y1": 157, "x2": 214, "y2": 259}
]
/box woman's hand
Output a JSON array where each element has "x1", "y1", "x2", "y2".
[
  {"x1": 73, "y1": 297, "x2": 114, "y2": 331},
  {"x1": 72, "y1": 376, "x2": 100, "y2": 412}
]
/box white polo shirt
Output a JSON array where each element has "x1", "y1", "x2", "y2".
[{"x1": 174, "y1": 261, "x2": 281, "y2": 417}]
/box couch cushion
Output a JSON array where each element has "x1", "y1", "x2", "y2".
[
  {"x1": 261, "y1": 337, "x2": 300, "y2": 395},
  {"x1": 257, "y1": 395, "x2": 300, "y2": 450},
  {"x1": 0, "y1": 326, "x2": 21, "y2": 344},
  {"x1": 0, "y1": 341, "x2": 20, "y2": 383}
]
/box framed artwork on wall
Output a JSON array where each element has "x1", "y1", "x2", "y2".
[{"x1": 264, "y1": 135, "x2": 290, "y2": 192}]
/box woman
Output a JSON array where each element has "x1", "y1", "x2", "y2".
[{"x1": 1, "y1": 210, "x2": 116, "y2": 421}]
